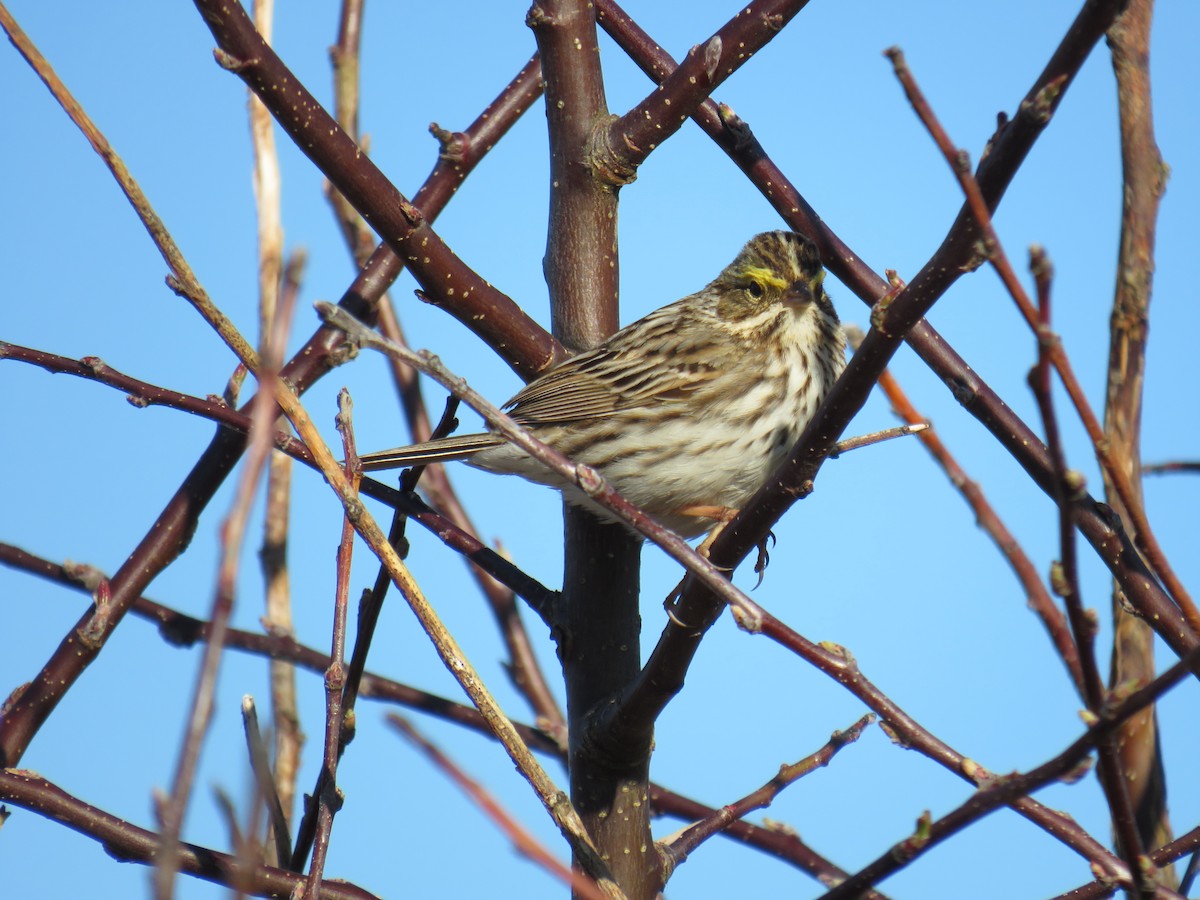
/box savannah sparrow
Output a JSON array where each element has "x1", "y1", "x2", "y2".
[{"x1": 359, "y1": 231, "x2": 846, "y2": 537}]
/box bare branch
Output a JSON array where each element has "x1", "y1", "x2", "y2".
[
  {"x1": 818, "y1": 646, "x2": 1200, "y2": 899},
  {"x1": 193, "y1": 0, "x2": 561, "y2": 377},
  {"x1": 886, "y1": 43, "x2": 1196, "y2": 634},
  {"x1": 0, "y1": 771, "x2": 378, "y2": 900},
  {"x1": 662, "y1": 714, "x2": 873, "y2": 867}
]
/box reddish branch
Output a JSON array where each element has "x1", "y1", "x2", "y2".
[
  {"x1": 1028, "y1": 247, "x2": 1147, "y2": 888},
  {"x1": 301, "y1": 394, "x2": 358, "y2": 895},
  {"x1": 662, "y1": 714, "x2": 873, "y2": 869},
  {"x1": 816, "y1": 647, "x2": 1200, "y2": 900},
  {"x1": 597, "y1": 0, "x2": 813, "y2": 181},
  {"x1": 886, "y1": 42, "x2": 1193, "y2": 633},
  {"x1": 866, "y1": 358, "x2": 1086, "y2": 695},
  {"x1": 388, "y1": 716, "x2": 609, "y2": 900},
  {"x1": 194, "y1": 0, "x2": 560, "y2": 378}
]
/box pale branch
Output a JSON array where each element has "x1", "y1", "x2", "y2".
[
  {"x1": 327, "y1": 0, "x2": 372, "y2": 264},
  {"x1": 240, "y1": 696, "x2": 294, "y2": 869},
  {"x1": 832, "y1": 422, "x2": 927, "y2": 456},
  {"x1": 388, "y1": 716, "x2": 610, "y2": 900},
  {"x1": 249, "y1": 2, "x2": 302, "y2": 851},
  {"x1": 260, "y1": 256, "x2": 304, "y2": 861},
  {"x1": 153, "y1": 285, "x2": 299, "y2": 900}
]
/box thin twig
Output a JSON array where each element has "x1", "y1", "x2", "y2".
[
  {"x1": 303, "y1": 393, "x2": 358, "y2": 896},
  {"x1": 1141, "y1": 461, "x2": 1200, "y2": 476},
  {"x1": 1028, "y1": 247, "x2": 1149, "y2": 891},
  {"x1": 833, "y1": 423, "x2": 927, "y2": 455},
  {"x1": 0, "y1": 4, "x2": 258, "y2": 372},
  {"x1": 662, "y1": 714, "x2": 874, "y2": 867},
  {"x1": 241, "y1": 695, "x2": 293, "y2": 868}
]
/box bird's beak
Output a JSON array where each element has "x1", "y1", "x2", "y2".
[{"x1": 782, "y1": 281, "x2": 815, "y2": 308}]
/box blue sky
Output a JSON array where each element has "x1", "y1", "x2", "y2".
[{"x1": 2, "y1": 2, "x2": 1198, "y2": 898}]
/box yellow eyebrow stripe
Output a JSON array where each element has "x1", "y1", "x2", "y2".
[{"x1": 738, "y1": 265, "x2": 789, "y2": 291}]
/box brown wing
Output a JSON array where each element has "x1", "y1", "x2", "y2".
[{"x1": 503, "y1": 298, "x2": 723, "y2": 426}]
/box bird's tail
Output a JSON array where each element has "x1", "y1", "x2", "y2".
[{"x1": 357, "y1": 433, "x2": 502, "y2": 471}]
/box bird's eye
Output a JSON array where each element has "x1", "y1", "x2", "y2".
[{"x1": 746, "y1": 280, "x2": 764, "y2": 299}]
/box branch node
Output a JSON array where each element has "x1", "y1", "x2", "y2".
[
  {"x1": 586, "y1": 115, "x2": 639, "y2": 187},
  {"x1": 212, "y1": 48, "x2": 252, "y2": 72},
  {"x1": 429, "y1": 122, "x2": 466, "y2": 162},
  {"x1": 702, "y1": 36, "x2": 722, "y2": 82}
]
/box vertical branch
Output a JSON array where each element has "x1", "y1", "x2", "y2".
[
  {"x1": 250, "y1": 0, "x2": 304, "y2": 858},
  {"x1": 1029, "y1": 250, "x2": 1151, "y2": 894},
  {"x1": 1105, "y1": 0, "x2": 1173, "y2": 876},
  {"x1": 153, "y1": 286, "x2": 299, "y2": 900},
  {"x1": 304, "y1": 392, "x2": 358, "y2": 897},
  {"x1": 529, "y1": 1, "x2": 656, "y2": 897}
]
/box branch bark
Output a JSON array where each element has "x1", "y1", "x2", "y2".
[
  {"x1": 1105, "y1": 0, "x2": 1174, "y2": 880},
  {"x1": 529, "y1": 1, "x2": 658, "y2": 896}
]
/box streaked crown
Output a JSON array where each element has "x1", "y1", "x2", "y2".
[{"x1": 711, "y1": 231, "x2": 835, "y2": 322}]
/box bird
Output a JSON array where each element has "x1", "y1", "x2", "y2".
[{"x1": 358, "y1": 230, "x2": 846, "y2": 538}]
